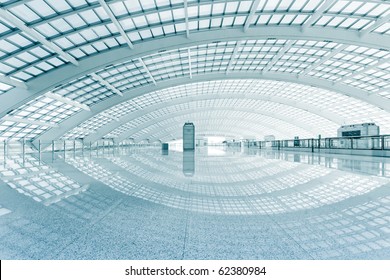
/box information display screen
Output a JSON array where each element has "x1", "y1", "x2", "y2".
[{"x1": 342, "y1": 130, "x2": 361, "y2": 137}]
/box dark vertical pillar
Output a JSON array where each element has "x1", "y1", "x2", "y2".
[{"x1": 183, "y1": 122, "x2": 195, "y2": 151}]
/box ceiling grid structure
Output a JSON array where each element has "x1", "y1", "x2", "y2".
[{"x1": 0, "y1": 0, "x2": 388, "y2": 142}]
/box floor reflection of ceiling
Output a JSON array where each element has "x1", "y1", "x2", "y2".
[
  {"x1": 66, "y1": 148, "x2": 390, "y2": 215},
  {"x1": 0, "y1": 205, "x2": 11, "y2": 217},
  {"x1": 0, "y1": 155, "x2": 88, "y2": 206}
]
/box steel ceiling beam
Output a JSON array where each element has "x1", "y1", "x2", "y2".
[
  {"x1": 301, "y1": 0, "x2": 337, "y2": 32},
  {"x1": 244, "y1": 0, "x2": 262, "y2": 32},
  {"x1": 188, "y1": 48, "x2": 193, "y2": 79},
  {"x1": 226, "y1": 41, "x2": 242, "y2": 75},
  {"x1": 46, "y1": 92, "x2": 90, "y2": 111},
  {"x1": 90, "y1": 73, "x2": 124, "y2": 97},
  {"x1": 100, "y1": 111, "x2": 120, "y2": 122},
  {"x1": 184, "y1": 0, "x2": 190, "y2": 38},
  {"x1": 263, "y1": 40, "x2": 294, "y2": 73},
  {"x1": 138, "y1": 58, "x2": 156, "y2": 85},
  {"x1": 360, "y1": 14, "x2": 390, "y2": 38},
  {"x1": 97, "y1": 0, "x2": 134, "y2": 49},
  {"x1": 0, "y1": 8, "x2": 78, "y2": 66}
]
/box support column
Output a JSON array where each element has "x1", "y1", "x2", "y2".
[
  {"x1": 38, "y1": 140, "x2": 41, "y2": 164},
  {"x1": 3, "y1": 140, "x2": 6, "y2": 165},
  {"x1": 311, "y1": 138, "x2": 314, "y2": 153},
  {"x1": 52, "y1": 140, "x2": 54, "y2": 162},
  {"x1": 22, "y1": 139, "x2": 25, "y2": 166},
  {"x1": 381, "y1": 135, "x2": 385, "y2": 150}
]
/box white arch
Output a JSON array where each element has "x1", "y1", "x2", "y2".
[
  {"x1": 132, "y1": 120, "x2": 281, "y2": 143},
  {"x1": 35, "y1": 72, "x2": 380, "y2": 145},
  {"x1": 107, "y1": 107, "x2": 316, "y2": 143},
  {"x1": 77, "y1": 92, "x2": 340, "y2": 144}
]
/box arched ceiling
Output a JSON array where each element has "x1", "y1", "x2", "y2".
[
  {"x1": 0, "y1": 0, "x2": 389, "y2": 143},
  {"x1": 104, "y1": 106, "x2": 319, "y2": 142}
]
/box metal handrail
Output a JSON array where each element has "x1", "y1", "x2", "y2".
[{"x1": 256, "y1": 134, "x2": 390, "y2": 151}]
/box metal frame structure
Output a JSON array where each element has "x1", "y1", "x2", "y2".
[
  {"x1": 0, "y1": 0, "x2": 389, "y2": 143},
  {"x1": 109, "y1": 107, "x2": 316, "y2": 143},
  {"x1": 81, "y1": 94, "x2": 338, "y2": 142}
]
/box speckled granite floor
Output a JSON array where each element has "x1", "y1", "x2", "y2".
[{"x1": 0, "y1": 147, "x2": 390, "y2": 259}]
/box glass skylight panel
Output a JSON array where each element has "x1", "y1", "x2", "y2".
[
  {"x1": 0, "y1": 24, "x2": 12, "y2": 40},
  {"x1": 280, "y1": 14, "x2": 296, "y2": 25},
  {"x1": 0, "y1": 121, "x2": 45, "y2": 140},
  {"x1": 48, "y1": 18, "x2": 72, "y2": 34},
  {"x1": 145, "y1": 13, "x2": 161, "y2": 25},
  {"x1": 268, "y1": 14, "x2": 283, "y2": 25},
  {"x1": 349, "y1": 18, "x2": 371, "y2": 30},
  {"x1": 66, "y1": 14, "x2": 86, "y2": 29},
  {"x1": 327, "y1": 17, "x2": 347, "y2": 27},
  {"x1": 338, "y1": 17, "x2": 358, "y2": 29},
  {"x1": 29, "y1": 0, "x2": 57, "y2": 18},
  {"x1": 2, "y1": 1, "x2": 387, "y2": 86},
  {"x1": 0, "y1": 81, "x2": 13, "y2": 95},
  {"x1": 356, "y1": 3, "x2": 380, "y2": 16},
  {"x1": 327, "y1": 1, "x2": 348, "y2": 14},
  {"x1": 35, "y1": 24, "x2": 58, "y2": 38},
  {"x1": 303, "y1": 0, "x2": 323, "y2": 12},
  {"x1": 108, "y1": 1, "x2": 128, "y2": 17},
  {"x1": 132, "y1": 15, "x2": 148, "y2": 29},
  {"x1": 344, "y1": 2, "x2": 364, "y2": 14},
  {"x1": 0, "y1": 39, "x2": 18, "y2": 54},
  {"x1": 7, "y1": 33, "x2": 32, "y2": 48},
  {"x1": 314, "y1": 15, "x2": 333, "y2": 27},
  {"x1": 373, "y1": 22, "x2": 390, "y2": 35},
  {"x1": 141, "y1": 0, "x2": 157, "y2": 10},
  {"x1": 44, "y1": 0, "x2": 72, "y2": 13},
  {"x1": 368, "y1": 4, "x2": 389, "y2": 17},
  {"x1": 8, "y1": 5, "x2": 40, "y2": 23},
  {"x1": 0, "y1": 91, "x2": 85, "y2": 140}
]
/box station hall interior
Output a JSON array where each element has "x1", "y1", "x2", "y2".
[{"x1": 0, "y1": 0, "x2": 390, "y2": 260}]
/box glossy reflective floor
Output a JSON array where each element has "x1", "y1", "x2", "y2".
[{"x1": 0, "y1": 146, "x2": 390, "y2": 259}]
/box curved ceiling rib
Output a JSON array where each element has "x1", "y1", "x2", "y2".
[
  {"x1": 141, "y1": 127, "x2": 251, "y2": 143},
  {"x1": 79, "y1": 95, "x2": 338, "y2": 144},
  {"x1": 131, "y1": 118, "x2": 288, "y2": 143},
  {"x1": 99, "y1": 105, "x2": 318, "y2": 143},
  {"x1": 106, "y1": 107, "x2": 318, "y2": 144},
  {"x1": 138, "y1": 123, "x2": 278, "y2": 143},
  {"x1": 139, "y1": 113, "x2": 332, "y2": 143},
  {"x1": 33, "y1": 72, "x2": 390, "y2": 144}
]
